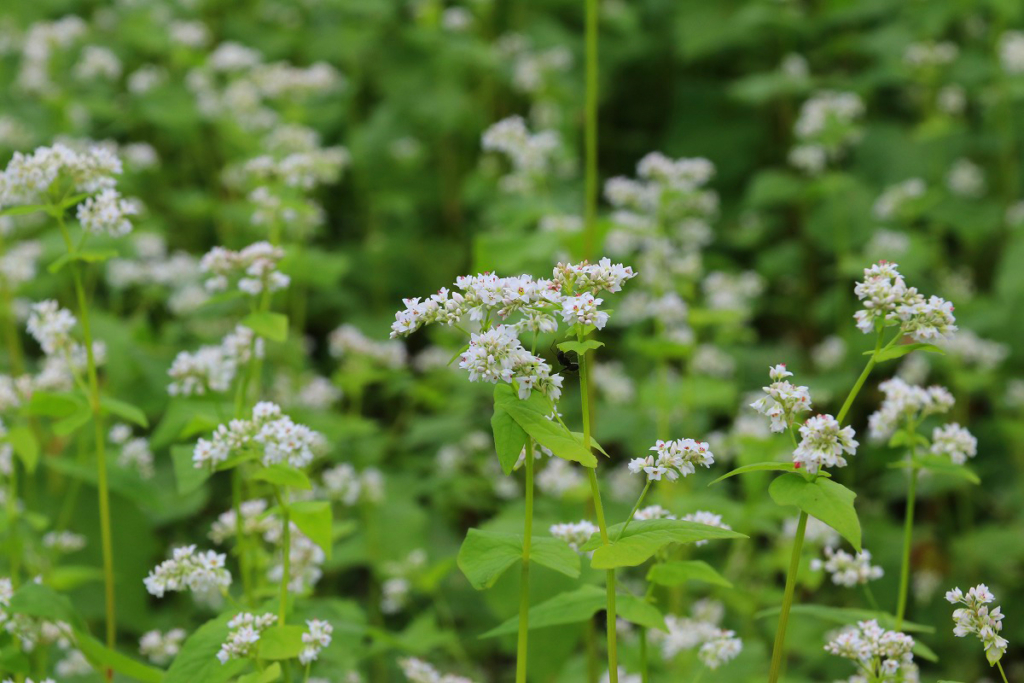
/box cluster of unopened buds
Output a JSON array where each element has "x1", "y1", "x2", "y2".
[{"x1": 628, "y1": 439, "x2": 715, "y2": 481}]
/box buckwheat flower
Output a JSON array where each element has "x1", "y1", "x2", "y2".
[
  {"x1": 897, "y1": 295, "x2": 957, "y2": 342},
  {"x1": 74, "y1": 45, "x2": 122, "y2": 81},
  {"x1": 681, "y1": 511, "x2": 732, "y2": 546},
  {"x1": 330, "y1": 324, "x2": 407, "y2": 369},
  {"x1": 946, "y1": 584, "x2": 1008, "y2": 665},
  {"x1": 217, "y1": 612, "x2": 277, "y2": 664},
  {"x1": 555, "y1": 258, "x2": 638, "y2": 294},
  {"x1": 750, "y1": 364, "x2": 812, "y2": 433},
  {"x1": 946, "y1": 158, "x2": 985, "y2": 198},
  {"x1": 868, "y1": 378, "x2": 954, "y2": 441},
  {"x1": 560, "y1": 292, "x2": 609, "y2": 329},
  {"x1": 699, "y1": 629, "x2": 743, "y2": 669},
  {"x1": 873, "y1": 178, "x2": 926, "y2": 220},
  {"x1": 536, "y1": 459, "x2": 584, "y2": 497},
  {"x1": 298, "y1": 619, "x2": 332, "y2": 665},
  {"x1": 481, "y1": 116, "x2": 560, "y2": 191},
  {"x1": 789, "y1": 144, "x2": 827, "y2": 175},
  {"x1": 812, "y1": 336, "x2": 847, "y2": 371},
  {"x1": 592, "y1": 362, "x2": 636, "y2": 404},
  {"x1": 27, "y1": 300, "x2": 76, "y2": 355},
  {"x1": 644, "y1": 438, "x2": 715, "y2": 480},
  {"x1": 550, "y1": 520, "x2": 599, "y2": 552},
  {"x1": 399, "y1": 657, "x2": 476, "y2": 683},
  {"x1": 265, "y1": 524, "x2": 326, "y2": 593},
  {"x1": 634, "y1": 505, "x2": 675, "y2": 521},
  {"x1": 853, "y1": 261, "x2": 915, "y2": 333},
  {"x1": 999, "y1": 30, "x2": 1024, "y2": 74},
  {"x1": 42, "y1": 531, "x2": 86, "y2": 554},
  {"x1": 139, "y1": 628, "x2": 187, "y2": 665},
  {"x1": 0, "y1": 241, "x2": 43, "y2": 288},
  {"x1": 254, "y1": 414, "x2": 320, "y2": 468},
  {"x1": 903, "y1": 41, "x2": 958, "y2": 69},
  {"x1": 930, "y1": 423, "x2": 977, "y2": 464},
  {"x1": 55, "y1": 649, "x2": 91, "y2": 676},
  {"x1": 539, "y1": 214, "x2": 583, "y2": 234},
  {"x1": 938, "y1": 84, "x2": 967, "y2": 115},
  {"x1": 458, "y1": 325, "x2": 562, "y2": 401},
  {"x1": 108, "y1": 423, "x2": 131, "y2": 445},
  {"x1": 811, "y1": 547, "x2": 884, "y2": 586},
  {"x1": 825, "y1": 620, "x2": 916, "y2": 681},
  {"x1": 119, "y1": 437, "x2": 154, "y2": 479},
  {"x1": 144, "y1": 545, "x2": 232, "y2": 598},
  {"x1": 209, "y1": 499, "x2": 279, "y2": 544},
  {"x1": 794, "y1": 414, "x2": 858, "y2": 474},
  {"x1": 702, "y1": 271, "x2": 763, "y2": 313}
]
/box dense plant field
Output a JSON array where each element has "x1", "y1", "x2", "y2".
[{"x1": 1, "y1": 0, "x2": 1023, "y2": 682}]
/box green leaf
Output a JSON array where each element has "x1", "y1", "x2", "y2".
[
  {"x1": 868, "y1": 343, "x2": 946, "y2": 362},
  {"x1": 768, "y1": 475, "x2": 862, "y2": 551},
  {"x1": 493, "y1": 384, "x2": 596, "y2": 468},
  {"x1": 709, "y1": 462, "x2": 830, "y2": 485},
  {"x1": 48, "y1": 565, "x2": 106, "y2": 590},
  {"x1": 48, "y1": 249, "x2": 119, "y2": 274},
  {"x1": 24, "y1": 391, "x2": 84, "y2": 418},
  {"x1": 165, "y1": 615, "x2": 247, "y2": 683},
  {"x1": 457, "y1": 529, "x2": 580, "y2": 590},
  {"x1": 491, "y1": 386, "x2": 528, "y2": 476},
  {"x1": 584, "y1": 520, "x2": 746, "y2": 569},
  {"x1": 889, "y1": 457, "x2": 980, "y2": 485},
  {"x1": 9, "y1": 583, "x2": 85, "y2": 630},
  {"x1": 0, "y1": 204, "x2": 44, "y2": 218},
  {"x1": 6, "y1": 425, "x2": 39, "y2": 473},
  {"x1": 178, "y1": 414, "x2": 221, "y2": 440},
  {"x1": 258, "y1": 625, "x2": 306, "y2": 660},
  {"x1": 238, "y1": 662, "x2": 281, "y2": 683},
  {"x1": 172, "y1": 445, "x2": 211, "y2": 495},
  {"x1": 557, "y1": 340, "x2": 605, "y2": 355},
  {"x1": 289, "y1": 501, "x2": 332, "y2": 559},
  {"x1": 646, "y1": 560, "x2": 734, "y2": 588},
  {"x1": 251, "y1": 465, "x2": 311, "y2": 490},
  {"x1": 754, "y1": 604, "x2": 935, "y2": 634},
  {"x1": 914, "y1": 640, "x2": 939, "y2": 663},
  {"x1": 570, "y1": 432, "x2": 610, "y2": 457},
  {"x1": 53, "y1": 406, "x2": 93, "y2": 436},
  {"x1": 242, "y1": 312, "x2": 289, "y2": 343},
  {"x1": 75, "y1": 630, "x2": 165, "y2": 683},
  {"x1": 617, "y1": 593, "x2": 667, "y2": 632},
  {"x1": 100, "y1": 396, "x2": 149, "y2": 428}
]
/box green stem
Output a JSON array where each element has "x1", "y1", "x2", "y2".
[
  {"x1": 232, "y1": 469, "x2": 253, "y2": 606},
  {"x1": 274, "y1": 486, "x2": 291, "y2": 625},
  {"x1": 768, "y1": 510, "x2": 808, "y2": 683},
  {"x1": 583, "y1": 0, "x2": 598, "y2": 260},
  {"x1": 616, "y1": 479, "x2": 651, "y2": 541},
  {"x1": 836, "y1": 328, "x2": 884, "y2": 425},
  {"x1": 997, "y1": 661, "x2": 1010, "y2": 683},
  {"x1": 863, "y1": 583, "x2": 880, "y2": 611},
  {"x1": 6, "y1": 456, "x2": 18, "y2": 586},
  {"x1": 894, "y1": 467, "x2": 918, "y2": 630},
  {"x1": 516, "y1": 439, "x2": 535, "y2": 683},
  {"x1": 60, "y1": 214, "x2": 116, "y2": 653}
]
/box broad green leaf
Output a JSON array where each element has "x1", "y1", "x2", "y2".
[
  {"x1": 754, "y1": 604, "x2": 935, "y2": 634},
  {"x1": 570, "y1": 432, "x2": 610, "y2": 457},
  {"x1": 75, "y1": 631, "x2": 165, "y2": 683},
  {"x1": 238, "y1": 662, "x2": 281, "y2": 683},
  {"x1": 165, "y1": 615, "x2": 247, "y2": 683},
  {"x1": 289, "y1": 501, "x2": 332, "y2": 559},
  {"x1": 179, "y1": 414, "x2": 221, "y2": 440},
  {"x1": 258, "y1": 625, "x2": 305, "y2": 660},
  {"x1": 491, "y1": 386, "x2": 528, "y2": 476},
  {"x1": 709, "y1": 462, "x2": 830, "y2": 485},
  {"x1": 0, "y1": 204, "x2": 44, "y2": 217},
  {"x1": 53, "y1": 407, "x2": 93, "y2": 436},
  {"x1": 583, "y1": 520, "x2": 746, "y2": 569},
  {"x1": 868, "y1": 343, "x2": 946, "y2": 362},
  {"x1": 457, "y1": 529, "x2": 580, "y2": 590},
  {"x1": 172, "y1": 445, "x2": 211, "y2": 495},
  {"x1": 242, "y1": 312, "x2": 288, "y2": 343},
  {"x1": 9, "y1": 583, "x2": 85, "y2": 630},
  {"x1": 914, "y1": 640, "x2": 939, "y2": 663},
  {"x1": 48, "y1": 565, "x2": 105, "y2": 590},
  {"x1": 6, "y1": 425, "x2": 39, "y2": 473},
  {"x1": 889, "y1": 457, "x2": 980, "y2": 485},
  {"x1": 493, "y1": 384, "x2": 596, "y2": 468},
  {"x1": 24, "y1": 391, "x2": 83, "y2": 418},
  {"x1": 251, "y1": 465, "x2": 311, "y2": 490},
  {"x1": 646, "y1": 560, "x2": 734, "y2": 588},
  {"x1": 100, "y1": 396, "x2": 149, "y2": 428},
  {"x1": 48, "y1": 249, "x2": 119, "y2": 274},
  {"x1": 769, "y1": 475, "x2": 862, "y2": 551},
  {"x1": 557, "y1": 340, "x2": 605, "y2": 354},
  {"x1": 617, "y1": 593, "x2": 667, "y2": 632}
]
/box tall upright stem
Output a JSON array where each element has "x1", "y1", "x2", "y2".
[
  {"x1": 516, "y1": 439, "x2": 535, "y2": 683},
  {"x1": 768, "y1": 510, "x2": 807, "y2": 683},
  {"x1": 895, "y1": 467, "x2": 918, "y2": 630},
  {"x1": 583, "y1": 0, "x2": 599, "y2": 260},
  {"x1": 836, "y1": 328, "x2": 883, "y2": 425},
  {"x1": 580, "y1": 349, "x2": 618, "y2": 682},
  {"x1": 276, "y1": 487, "x2": 291, "y2": 625}
]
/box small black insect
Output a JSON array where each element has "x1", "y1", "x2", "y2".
[{"x1": 552, "y1": 340, "x2": 579, "y2": 373}]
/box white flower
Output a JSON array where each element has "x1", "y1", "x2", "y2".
[
  {"x1": 143, "y1": 545, "x2": 232, "y2": 598},
  {"x1": 76, "y1": 188, "x2": 138, "y2": 237},
  {"x1": 139, "y1": 628, "x2": 187, "y2": 665},
  {"x1": 650, "y1": 599, "x2": 739, "y2": 670},
  {"x1": 793, "y1": 414, "x2": 858, "y2": 474},
  {"x1": 825, "y1": 620, "x2": 916, "y2": 681},
  {"x1": 298, "y1": 619, "x2": 332, "y2": 664},
  {"x1": 946, "y1": 584, "x2": 1009, "y2": 665},
  {"x1": 873, "y1": 178, "x2": 926, "y2": 220},
  {"x1": 550, "y1": 520, "x2": 599, "y2": 552},
  {"x1": 681, "y1": 511, "x2": 732, "y2": 546},
  {"x1": 27, "y1": 300, "x2": 76, "y2": 355},
  {"x1": 42, "y1": 531, "x2": 86, "y2": 554},
  {"x1": 329, "y1": 324, "x2": 406, "y2": 369},
  {"x1": 811, "y1": 547, "x2": 883, "y2": 586},
  {"x1": 209, "y1": 499, "x2": 279, "y2": 544},
  {"x1": 458, "y1": 325, "x2": 562, "y2": 401},
  {"x1": 217, "y1": 612, "x2": 277, "y2": 664},
  {"x1": 946, "y1": 158, "x2": 985, "y2": 198},
  {"x1": 867, "y1": 378, "x2": 954, "y2": 441},
  {"x1": 399, "y1": 657, "x2": 476, "y2": 683},
  {"x1": 0, "y1": 143, "x2": 121, "y2": 209},
  {"x1": 634, "y1": 505, "x2": 675, "y2": 521},
  {"x1": 999, "y1": 30, "x2": 1024, "y2": 74},
  {"x1": 628, "y1": 439, "x2": 714, "y2": 482},
  {"x1": 903, "y1": 41, "x2": 958, "y2": 69},
  {"x1": 200, "y1": 242, "x2": 289, "y2": 296},
  {"x1": 930, "y1": 423, "x2": 977, "y2": 464},
  {"x1": 896, "y1": 295, "x2": 956, "y2": 342},
  {"x1": 699, "y1": 629, "x2": 743, "y2": 669},
  {"x1": 481, "y1": 116, "x2": 560, "y2": 192},
  {"x1": 560, "y1": 292, "x2": 609, "y2": 329},
  {"x1": 749, "y1": 364, "x2": 812, "y2": 433}
]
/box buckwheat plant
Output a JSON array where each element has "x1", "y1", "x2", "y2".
[
  {"x1": 946, "y1": 584, "x2": 1010, "y2": 679},
  {"x1": 824, "y1": 619, "x2": 918, "y2": 682}
]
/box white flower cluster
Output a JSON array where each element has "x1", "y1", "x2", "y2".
[
  {"x1": 634, "y1": 505, "x2": 674, "y2": 521},
  {"x1": 946, "y1": 158, "x2": 985, "y2": 198},
  {"x1": 299, "y1": 619, "x2": 332, "y2": 664},
  {"x1": 811, "y1": 547, "x2": 883, "y2": 587},
  {"x1": 76, "y1": 188, "x2": 139, "y2": 237},
  {"x1": 217, "y1": 612, "x2": 277, "y2": 664},
  {"x1": 236, "y1": 147, "x2": 349, "y2": 190},
  {"x1": 42, "y1": 531, "x2": 86, "y2": 554},
  {"x1": 903, "y1": 41, "x2": 958, "y2": 69},
  {"x1": 794, "y1": 414, "x2": 858, "y2": 475},
  {"x1": 17, "y1": 16, "x2": 87, "y2": 95},
  {"x1": 873, "y1": 178, "x2": 926, "y2": 221},
  {"x1": 628, "y1": 438, "x2": 715, "y2": 481},
  {"x1": 143, "y1": 545, "x2": 232, "y2": 598},
  {"x1": 701, "y1": 271, "x2": 764, "y2": 314},
  {"x1": 750, "y1": 364, "x2": 812, "y2": 433},
  {"x1": 652, "y1": 600, "x2": 742, "y2": 670},
  {"x1": 930, "y1": 423, "x2": 977, "y2": 464},
  {"x1": 329, "y1": 324, "x2": 407, "y2": 369},
  {"x1": 0, "y1": 241, "x2": 42, "y2": 288},
  {"x1": 789, "y1": 91, "x2": 864, "y2": 174},
  {"x1": 399, "y1": 657, "x2": 476, "y2": 683},
  {"x1": 74, "y1": 45, "x2": 122, "y2": 81},
  {"x1": 139, "y1": 628, "x2": 187, "y2": 665},
  {"x1": 481, "y1": 116, "x2": 561, "y2": 192},
  {"x1": 681, "y1": 511, "x2": 732, "y2": 547},
  {"x1": 867, "y1": 377, "x2": 954, "y2": 441},
  {"x1": 0, "y1": 142, "x2": 122, "y2": 209},
  {"x1": 26, "y1": 300, "x2": 76, "y2": 356},
  {"x1": 193, "y1": 401, "x2": 323, "y2": 470},
  {"x1": 168, "y1": 325, "x2": 264, "y2": 396},
  {"x1": 946, "y1": 584, "x2": 1008, "y2": 665},
  {"x1": 999, "y1": 31, "x2": 1024, "y2": 74},
  {"x1": 109, "y1": 424, "x2": 155, "y2": 479},
  {"x1": 459, "y1": 326, "x2": 564, "y2": 401},
  {"x1": 320, "y1": 463, "x2": 385, "y2": 506},
  {"x1": 200, "y1": 242, "x2": 290, "y2": 296},
  {"x1": 853, "y1": 261, "x2": 956, "y2": 341},
  {"x1": 266, "y1": 524, "x2": 326, "y2": 594},
  {"x1": 209, "y1": 499, "x2": 279, "y2": 544},
  {"x1": 825, "y1": 620, "x2": 916, "y2": 682},
  {"x1": 549, "y1": 520, "x2": 599, "y2": 553}
]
